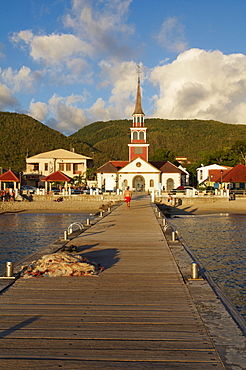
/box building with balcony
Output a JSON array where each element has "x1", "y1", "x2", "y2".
[{"x1": 23, "y1": 148, "x2": 93, "y2": 187}]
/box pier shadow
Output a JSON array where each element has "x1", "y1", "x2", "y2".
[
  {"x1": 72, "y1": 243, "x2": 120, "y2": 270},
  {"x1": 80, "y1": 248, "x2": 120, "y2": 270},
  {"x1": 0, "y1": 316, "x2": 40, "y2": 338},
  {"x1": 157, "y1": 203, "x2": 198, "y2": 217}
]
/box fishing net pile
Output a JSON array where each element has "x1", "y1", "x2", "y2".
[{"x1": 20, "y1": 252, "x2": 103, "y2": 278}]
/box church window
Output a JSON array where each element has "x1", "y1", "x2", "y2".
[
  {"x1": 123, "y1": 179, "x2": 128, "y2": 188},
  {"x1": 136, "y1": 162, "x2": 141, "y2": 167},
  {"x1": 139, "y1": 131, "x2": 144, "y2": 140},
  {"x1": 133, "y1": 131, "x2": 138, "y2": 140},
  {"x1": 150, "y1": 179, "x2": 154, "y2": 187}
]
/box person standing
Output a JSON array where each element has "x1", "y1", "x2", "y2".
[{"x1": 124, "y1": 186, "x2": 132, "y2": 209}]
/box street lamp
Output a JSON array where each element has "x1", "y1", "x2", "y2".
[{"x1": 220, "y1": 170, "x2": 223, "y2": 189}]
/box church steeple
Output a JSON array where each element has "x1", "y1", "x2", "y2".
[
  {"x1": 128, "y1": 66, "x2": 149, "y2": 162},
  {"x1": 132, "y1": 66, "x2": 145, "y2": 127}
]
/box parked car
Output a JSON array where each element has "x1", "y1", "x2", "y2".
[
  {"x1": 171, "y1": 186, "x2": 198, "y2": 195},
  {"x1": 20, "y1": 185, "x2": 37, "y2": 194},
  {"x1": 71, "y1": 188, "x2": 84, "y2": 194},
  {"x1": 51, "y1": 187, "x2": 60, "y2": 194}
]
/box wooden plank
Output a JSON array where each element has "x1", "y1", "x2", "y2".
[
  {"x1": 0, "y1": 338, "x2": 215, "y2": 350},
  {"x1": 0, "y1": 348, "x2": 221, "y2": 361},
  {"x1": 0, "y1": 359, "x2": 225, "y2": 369},
  {"x1": 0, "y1": 329, "x2": 210, "y2": 341}
]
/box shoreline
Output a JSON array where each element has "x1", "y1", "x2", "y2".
[
  {"x1": 0, "y1": 199, "x2": 118, "y2": 215},
  {"x1": 158, "y1": 198, "x2": 246, "y2": 216}
]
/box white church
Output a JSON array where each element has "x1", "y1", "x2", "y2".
[{"x1": 96, "y1": 71, "x2": 188, "y2": 192}]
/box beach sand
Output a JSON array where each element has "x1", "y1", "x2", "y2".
[
  {"x1": 1, "y1": 197, "x2": 246, "y2": 216},
  {"x1": 0, "y1": 199, "x2": 118, "y2": 214},
  {"x1": 158, "y1": 198, "x2": 246, "y2": 216}
]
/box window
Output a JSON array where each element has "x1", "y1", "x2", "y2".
[
  {"x1": 33, "y1": 163, "x2": 39, "y2": 171},
  {"x1": 139, "y1": 131, "x2": 144, "y2": 140},
  {"x1": 59, "y1": 163, "x2": 64, "y2": 171},
  {"x1": 134, "y1": 147, "x2": 142, "y2": 154},
  {"x1": 133, "y1": 131, "x2": 138, "y2": 140},
  {"x1": 150, "y1": 179, "x2": 154, "y2": 187},
  {"x1": 44, "y1": 163, "x2": 48, "y2": 171},
  {"x1": 66, "y1": 163, "x2": 71, "y2": 171}
]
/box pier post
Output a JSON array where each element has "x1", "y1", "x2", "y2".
[
  {"x1": 191, "y1": 262, "x2": 199, "y2": 279},
  {"x1": 6, "y1": 262, "x2": 13, "y2": 277},
  {"x1": 86, "y1": 218, "x2": 91, "y2": 226}
]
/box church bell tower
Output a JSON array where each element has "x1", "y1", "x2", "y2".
[{"x1": 128, "y1": 66, "x2": 149, "y2": 162}]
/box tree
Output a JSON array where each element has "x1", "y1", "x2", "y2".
[
  {"x1": 85, "y1": 167, "x2": 97, "y2": 181},
  {"x1": 149, "y1": 148, "x2": 178, "y2": 164},
  {"x1": 72, "y1": 173, "x2": 86, "y2": 186},
  {"x1": 231, "y1": 141, "x2": 246, "y2": 165}
]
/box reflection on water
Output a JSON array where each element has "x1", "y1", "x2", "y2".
[
  {"x1": 171, "y1": 214, "x2": 246, "y2": 319},
  {"x1": 0, "y1": 213, "x2": 91, "y2": 271}
]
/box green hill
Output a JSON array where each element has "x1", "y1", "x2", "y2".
[
  {"x1": 70, "y1": 118, "x2": 246, "y2": 164},
  {"x1": 1, "y1": 111, "x2": 246, "y2": 172},
  {"x1": 0, "y1": 112, "x2": 93, "y2": 172}
]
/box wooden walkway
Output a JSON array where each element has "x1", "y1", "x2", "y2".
[{"x1": 0, "y1": 195, "x2": 225, "y2": 369}]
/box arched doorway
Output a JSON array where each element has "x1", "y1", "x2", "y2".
[
  {"x1": 133, "y1": 175, "x2": 145, "y2": 192},
  {"x1": 166, "y1": 178, "x2": 174, "y2": 191}
]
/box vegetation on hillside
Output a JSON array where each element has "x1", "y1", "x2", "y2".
[
  {"x1": 1, "y1": 111, "x2": 246, "y2": 174},
  {"x1": 0, "y1": 112, "x2": 93, "y2": 171}
]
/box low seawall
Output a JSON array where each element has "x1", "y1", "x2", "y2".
[{"x1": 156, "y1": 195, "x2": 230, "y2": 205}]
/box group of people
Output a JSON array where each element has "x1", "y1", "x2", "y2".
[{"x1": 0, "y1": 189, "x2": 15, "y2": 202}]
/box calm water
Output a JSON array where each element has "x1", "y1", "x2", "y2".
[
  {"x1": 170, "y1": 214, "x2": 246, "y2": 319},
  {"x1": 0, "y1": 213, "x2": 92, "y2": 272}
]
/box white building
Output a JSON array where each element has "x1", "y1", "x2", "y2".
[
  {"x1": 97, "y1": 71, "x2": 187, "y2": 192},
  {"x1": 196, "y1": 164, "x2": 230, "y2": 185},
  {"x1": 24, "y1": 148, "x2": 93, "y2": 187}
]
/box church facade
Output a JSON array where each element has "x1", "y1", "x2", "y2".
[{"x1": 96, "y1": 72, "x2": 187, "y2": 192}]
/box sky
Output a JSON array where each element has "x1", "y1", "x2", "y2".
[{"x1": 1, "y1": 0, "x2": 246, "y2": 136}]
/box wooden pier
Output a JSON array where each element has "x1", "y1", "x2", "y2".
[{"x1": 0, "y1": 195, "x2": 245, "y2": 369}]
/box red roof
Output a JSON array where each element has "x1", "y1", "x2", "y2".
[
  {"x1": 150, "y1": 161, "x2": 185, "y2": 174},
  {"x1": 0, "y1": 170, "x2": 19, "y2": 182},
  {"x1": 42, "y1": 171, "x2": 71, "y2": 182},
  {"x1": 96, "y1": 161, "x2": 129, "y2": 173},
  {"x1": 209, "y1": 164, "x2": 246, "y2": 183},
  {"x1": 222, "y1": 163, "x2": 246, "y2": 182}
]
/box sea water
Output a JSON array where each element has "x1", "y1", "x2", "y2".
[
  {"x1": 170, "y1": 214, "x2": 246, "y2": 319},
  {"x1": 0, "y1": 213, "x2": 92, "y2": 272}
]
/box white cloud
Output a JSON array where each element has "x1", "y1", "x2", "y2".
[
  {"x1": 156, "y1": 17, "x2": 187, "y2": 53},
  {"x1": 11, "y1": 31, "x2": 93, "y2": 65},
  {"x1": 150, "y1": 48, "x2": 246, "y2": 124},
  {"x1": 0, "y1": 83, "x2": 19, "y2": 110},
  {"x1": 64, "y1": 0, "x2": 134, "y2": 58},
  {"x1": 29, "y1": 100, "x2": 48, "y2": 122},
  {"x1": 46, "y1": 93, "x2": 88, "y2": 133},
  {"x1": 2, "y1": 66, "x2": 38, "y2": 92}
]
